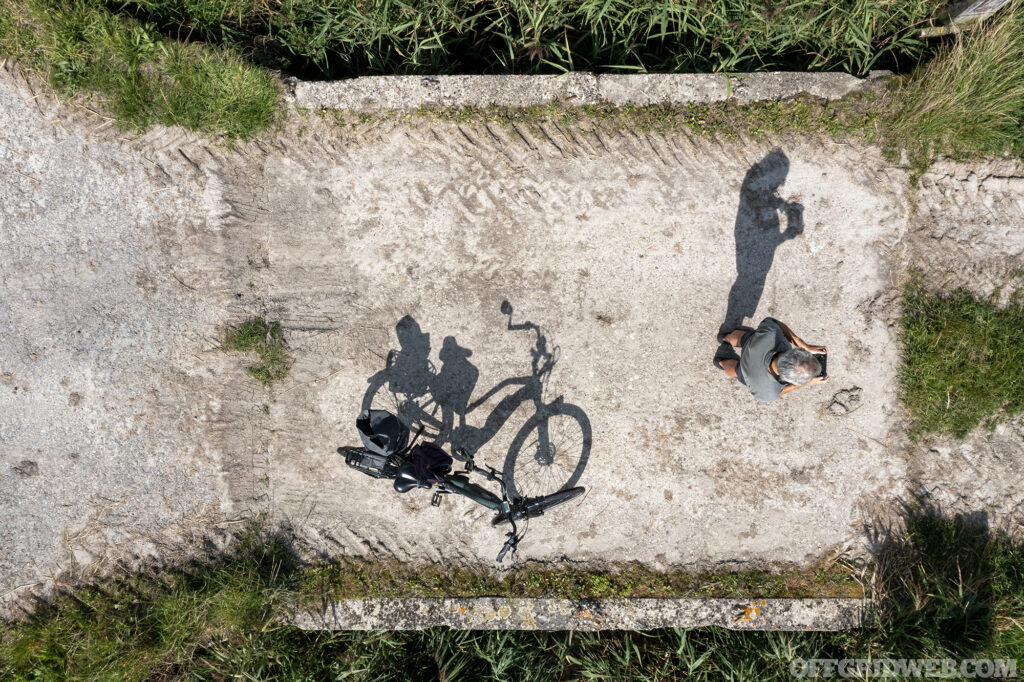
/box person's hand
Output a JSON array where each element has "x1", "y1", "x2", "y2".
[{"x1": 809, "y1": 375, "x2": 830, "y2": 385}]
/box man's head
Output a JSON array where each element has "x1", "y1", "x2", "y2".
[{"x1": 777, "y1": 348, "x2": 821, "y2": 386}]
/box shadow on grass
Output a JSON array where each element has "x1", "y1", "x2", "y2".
[
  {"x1": 3, "y1": 504, "x2": 1022, "y2": 680},
  {"x1": 865, "y1": 498, "x2": 1024, "y2": 660}
]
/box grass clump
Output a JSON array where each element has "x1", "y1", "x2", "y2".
[
  {"x1": 2, "y1": 507, "x2": 1021, "y2": 680},
  {"x1": 98, "y1": 0, "x2": 936, "y2": 78},
  {"x1": 222, "y1": 317, "x2": 291, "y2": 386},
  {"x1": 1, "y1": 530, "x2": 296, "y2": 681},
  {"x1": 868, "y1": 501, "x2": 1024, "y2": 661},
  {"x1": 887, "y1": 0, "x2": 1024, "y2": 175},
  {"x1": 900, "y1": 275, "x2": 1024, "y2": 438},
  {"x1": 0, "y1": 0, "x2": 278, "y2": 139}
]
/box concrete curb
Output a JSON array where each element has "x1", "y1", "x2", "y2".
[
  {"x1": 290, "y1": 598, "x2": 869, "y2": 631},
  {"x1": 287, "y1": 71, "x2": 891, "y2": 111}
]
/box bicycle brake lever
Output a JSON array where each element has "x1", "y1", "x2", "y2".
[{"x1": 496, "y1": 533, "x2": 518, "y2": 563}]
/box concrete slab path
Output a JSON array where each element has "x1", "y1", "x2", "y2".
[{"x1": 2, "y1": 66, "x2": 1022, "y2": 612}]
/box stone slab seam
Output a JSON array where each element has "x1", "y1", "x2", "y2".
[
  {"x1": 287, "y1": 71, "x2": 891, "y2": 111},
  {"x1": 290, "y1": 598, "x2": 869, "y2": 631}
]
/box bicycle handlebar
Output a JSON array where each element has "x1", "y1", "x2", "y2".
[{"x1": 454, "y1": 446, "x2": 523, "y2": 564}]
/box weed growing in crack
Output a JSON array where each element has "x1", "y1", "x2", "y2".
[{"x1": 222, "y1": 317, "x2": 291, "y2": 386}]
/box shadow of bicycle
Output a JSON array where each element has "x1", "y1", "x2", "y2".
[{"x1": 360, "y1": 302, "x2": 591, "y2": 500}]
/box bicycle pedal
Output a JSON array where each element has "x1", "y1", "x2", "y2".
[{"x1": 431, "y1": 491, "x2": 442, "y2": 507}]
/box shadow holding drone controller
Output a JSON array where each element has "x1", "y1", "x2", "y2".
[
  {"x1": 360, "y1": 301, "x2": 592, "y2": 501},
  {"x1": 720, "y1": 149, "x2": 805, "y2": 326}
]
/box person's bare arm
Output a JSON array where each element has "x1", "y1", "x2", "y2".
[
  {"x1": 775, "y1": 320, "x2": 826, "y2": 354},
  {"x1": 779, "y1": 375, "x2": 830, "y2": 397}
]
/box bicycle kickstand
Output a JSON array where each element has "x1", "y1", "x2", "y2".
[{"x1": 459, "y1": 448, "x2": 475, "y2": 472}]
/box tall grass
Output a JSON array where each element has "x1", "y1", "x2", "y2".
[
  {"x1": 116, "y1": 0, "x2": 937, "y2": 77},
  {"x1": 888, "y1": 0, "x2": 1024, "y2": 173},
  {"x1": 0, "y1": 0, "x2": 278, "y2": 139},
  {"x1": 900, "y1": 275, "x2": 1024, "y2": 438},
  {"x1": 2, "y1": 507, "x2": 1022, "y2": 680}
]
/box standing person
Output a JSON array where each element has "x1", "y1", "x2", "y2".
[{"x1": 715, "y1": 318, "x2": 828, "y2": 402}]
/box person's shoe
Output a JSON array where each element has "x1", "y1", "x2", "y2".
[
  {"x1": 717, "y1": 330, "x2": 728, "y2": 344},
  {"x1": 713, "y1": 357, "x2": 726, "y2": 371}
]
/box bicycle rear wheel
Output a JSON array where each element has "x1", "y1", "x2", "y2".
[{"x1": 361, "y1": 365, "x2": 444, "y2": 440}]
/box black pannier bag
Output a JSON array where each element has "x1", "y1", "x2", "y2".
[{"x1": 356, "y1": 409, "x2": 409, "y2": 456}]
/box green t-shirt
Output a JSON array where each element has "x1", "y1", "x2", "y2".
[{"x1": 739, "y1": 318, "x2": 792, "y2": 403}]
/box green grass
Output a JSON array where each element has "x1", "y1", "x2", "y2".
[
  {"x1": 900, "y1": 275, "x2": 1024, "y2": 438},
  {"x1": 2, "y1": 506, "x2": 1021, "y2": 681},
  {"x1": 298, "y1": 558, "x2": 861, "y2": 603},
  {"x1": 0, "y1": 531, "x2": 297, "y2": 681},
  {"x1": 0, "y1": 0, "x2": 278, "y2": 139},
  {"x1": 886, "y1": 0, "x2": 1024, "y2": 177},
  {"x1": 316, "y1": 93, "x2": 883, "y2": 144},
  {"x1": 869, "y1": 500, "x2": 1024, "y2": 660},
  {"x1": 222, "y1": 317, "x2": 292, "y2": 386},
  {"x1": 100, "y1": 0, "x2": 939, "y2": 78}
]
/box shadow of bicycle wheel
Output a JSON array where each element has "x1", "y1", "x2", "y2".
[{"x1": 502, "y1": 401, "x2": 591, "y2": 501}]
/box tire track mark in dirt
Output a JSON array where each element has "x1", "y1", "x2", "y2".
[
  {"x1": 188, "y1": 111, "x2": 926, "y2": 568},
  {"x1": 909, "y1": 160, "x2": 1024, "y2": 302}
]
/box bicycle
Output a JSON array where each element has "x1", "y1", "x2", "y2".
[
  {"x1": 337, "y1": 409, "x2": 585, "y2": 563},
  {"x1": 360, "y1": 302, "x2": 591, "y2": 501}
]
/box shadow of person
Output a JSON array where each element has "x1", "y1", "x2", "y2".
[
  {"x1": 386, "y1": 315, "x2": 433, "y2": 398},
  {"x1": 434, "y1": 336, "x2": 479, "y2": 449},
  {"x1": 720, "y1": 149, "x2": 804, "y2": 335}
]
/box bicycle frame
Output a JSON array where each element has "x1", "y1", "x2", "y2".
[{"x1": 373, "y1": 423, "x2": 526, "y2": 562}]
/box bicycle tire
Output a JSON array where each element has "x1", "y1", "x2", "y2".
[
  {"x1": 492, "y1": 487, "x2": 585, "y2": 526},
  {"x1": 361, "y1": 365, "x2": 444, "y2": 437},
  {"x1": 524, "y1": 486, "x2": 585, "y2": 516},
  {"x1": 503, "y1": 403, "x2": 591, "y2": 501}
]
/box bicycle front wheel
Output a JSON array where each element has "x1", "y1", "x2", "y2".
[
  {"x1": 503, "y1": 403, "x2": 591, "y2": 501},
  {"x1": 524, "y1": 486, "x2": 585, "y2": 516}
]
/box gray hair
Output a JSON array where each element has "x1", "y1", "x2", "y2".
[{"x1": 777, "y1": 348, "x2": 821, "y2": 386}]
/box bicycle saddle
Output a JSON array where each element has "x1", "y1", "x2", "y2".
[{"x1": 393, "y1": 462, "x2": 428, "y2": 493}]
